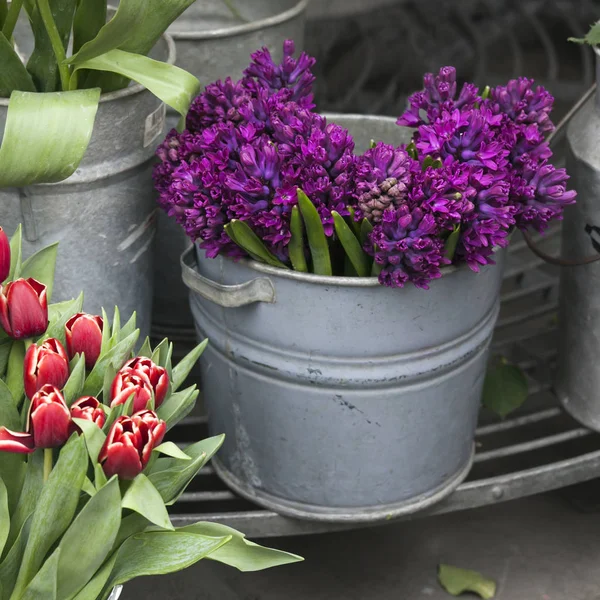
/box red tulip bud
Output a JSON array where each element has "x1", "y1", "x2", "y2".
[
  {"x1": 99, "y1": 410, "x2": 166, "y2": 480},
  {"x1": 28, "y1": 385, "x2": 71, "y2": 449},
  {"x1": 0, "y1": 227, "x2": 10, "y2": 283},
  {"x1": 0, "y1": 428, "x2": 35, "y2": 454},
  {"x1": 110, "y1": 371, "x2": 153, "y2": 413},
  {"x1": 0, "y1": 278, "x2": 48, "y2": 340},
  {"x1": 121, "y1": 357, "x2": 169, "y2": 408},
  {"x1": 24, "y1": 338, "x2": 70, "y2": 400},
  {"x1": 65, "y1": 313, "x2": 104, "y2": 369},
  {"x1": 70, "y1": 396, "x2": 106, "y2": 431}
]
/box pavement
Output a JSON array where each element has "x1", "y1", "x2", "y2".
[{"x1": 127, "y1": 486, "x2": 600, "y2": 599}]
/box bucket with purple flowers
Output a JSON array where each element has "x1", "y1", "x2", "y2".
[{"x1": 154, "y1": 43, "x2": 574, "y2": 521}]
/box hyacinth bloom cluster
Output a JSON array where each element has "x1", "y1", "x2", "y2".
[{"x1": 154, "y1": 40, "x2": 357, "y2": 263}]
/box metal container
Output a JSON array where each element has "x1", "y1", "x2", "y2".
[
  {"x1": 556, "y1": 50, "x2": 600, "y2": 430},
  {"x1": 153, "y1": 0, "x2": 308, "y2": 333},
  {"x1": 0, "y1": 35, "x2": 174, "y2": 341},
  {"x1": 181, "y1": 114, "x2": 506, "y2": 522}
]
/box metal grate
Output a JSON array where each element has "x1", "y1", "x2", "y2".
[{"x1": 167, "y1": 230, "x2": 600, "y2": 537}]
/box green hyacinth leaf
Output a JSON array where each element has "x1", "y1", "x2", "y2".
[
  {"x1": 0, "y1": 33, "x2": 36, "y2": 96},
  {"x1": 360, "y1": 218, "x2": 373, "y2": 245},
  {"x1": 0, "y1": 89, "x2": 100, "y2": 187},
  {"x1": 226, "y1": 221, "x2": 288, "y2": 269},
  {"x1": 297, "y1": 189, "x2": 332, "y2": 276},
  {"x1": 444, "y1": 224, "x2": 461, "y2": 261},
  {"x1": 71, "y1": 50, "x2": 199, "y2": 118},
  {"x1": 438, "y1": 564, "x2": 497, "y2": 599},
  {"x1": 347, "y1": 207, "x2": 362, "y2": 238},
  {"x1": 482, "y1": 361, "x2": 529, "y2": 419},
  {"x1": 332, "y1": 211, "x2": 370, "y2": 277},
  {"x1": 289, "y1": 206, "x2": 308, "y2": 272}
]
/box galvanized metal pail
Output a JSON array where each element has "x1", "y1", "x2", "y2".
[
  {"x1": 181, "y1": 114, "x2": 506, "y2": 522},
  {"x1": 153, "y1": 0, "x2": 308, "y2": 334},
  {"x1": 0, "y1": 35, "x2": 174, "y2": 341},
  {"x1": 556, "y1": 50, "x2": 600, "y2": 429}
]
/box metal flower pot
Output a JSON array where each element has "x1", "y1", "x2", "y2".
[
  {"x1": 0, "y1": 35, "x2": 174, "y2": 342},
  {"x1": 153, "y1": 0, "x2": 308, "y2": 335},
  {"x1": 181, "y1": 114, "x2": 506, "y2": 522},
  {"x1": 556, "y1": 50, "x2": 600, "y2": 429}
]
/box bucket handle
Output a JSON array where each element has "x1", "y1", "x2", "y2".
[{"x1": 180, "y1": 246, "x2": 276, "y2": 307}]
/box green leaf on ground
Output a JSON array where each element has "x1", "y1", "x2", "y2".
[
  {"x1": 438, "y1": 564, "x2": 496, "y2": 599},
  {"x1": 482, "y1": 361, "x2": 528, "y2": 419}
]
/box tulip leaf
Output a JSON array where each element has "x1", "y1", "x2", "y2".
[
  {"x1": 99, "y1": 308, "x2": 111, "y2": 356},
  {"x1": 149, "y1": 435, "x2": 224, "y2": 505},
  {"x1": 289, "y1": 206, "x2": 308, "y2": 272},
  {"x1": 138, "y1": 337, "x2": 152, "y2": 359},
  {"x1": 297, "y1": 189, "x2": 332, "y2": 276},
  {"x1": 83, "y1": 330, "x2": 139, "y2": 397},
  {"x1": 20, "y1": 243, "x2": 58, "y2": 301},
  {"x1": 0, "y1": 33, "x2": 36, "y2": 96},
  {"x1": 171, "y1": 338, "x2": 207, "y2": 392},
  {"x1": 82, "y1": 477, "x2": 97, "y2": 497},
  {"x1": 0, "y1": 478, "x2": 9, "y2": 558},
  {"x1": 332, "y1": 211, "x2": 370, "y2": 277},
  {"x1": 42, "y1": 293, "x2": 84, "y2": 346},
  {"x1": 0, "y1": 89, "x2": 100, "y2": 187},
  {"x1": 119, "y1": 312, "x2": 137, "y2": 344},
  {"x1": 438, "y1": 564, "x2": 497, "y2": 599},
  {"x1": 72, "y1": 418, "x2": 106, "y2": 464},
  {"x1": 62, "y1": 354, "x2": 86, "y2": 405},
  {"x1": 157, "y1": 384, "x2": 198, "y2": 430},
  {"x1": 179, "y1": 522, "x2": 304, "y2": 571},
  {"x1": 0, "y1": 338, "x2": 11, "y2": 380},
  {"x1": 482, "y1": 362, "x2": 529, "y2": 419},
  {"x1": 11, "y1": 435, "x2": 87, "y2": 598},
  {"x1": 102, "y1": 359, "x2": 118, "y2": 406},
  {"x1": 70, "y1": 552, "x2": 117, "y2": 600},
  {"x1": 72, "y1": 0, "x2": 106, "y2": 54},
  {"x1": 20, "y1": 547, "x2": 60, "y2": 600},
  {"x1": 94, "y1": 463, "x2": 108, "y2": 490},
  {"x1": 8, "y1": 225, "x2": 22, "y2": 281},
  {"x1": 111, "y1": 306, "x2": 121, "y2": 340},
  {"x1": 153, "y1": 442, "x2": 192, "y2": 461},
  {"x1": 0, "y1": 379, "x2": 20, "y2": 427},
  {"x1": 444, "y1": 224, "x2": 461, "y2": 261},
  {"x1": 5, "y1": 451, "x2": 43, "y2": 554},
  {"x1": 0, "y1": 452, "x2": 25, "y2": 518},
  {"x1": 56, "y1": 476, "x2": 121, "y2": 599},
  {"x1": 5, "y1": 340, "x2": 25, "y2": 407},
  {"x1": 71, "y1": 50, "x2": 199, "y2": 118},
  {"x1": 151, "y1": 337, "x2": 169, "y2": 368},
  {"x1": 0, "y1": 514, "x2": 33, "y2": 597},
  {"x1": 104, "y1": 531, "x2": 232, "y2": 589},
  {"x1": 225, "y1": 221, "x2": 289, "y2": 269},
  {"x1": 122, "y1": 474, "x2": 174, "y2": 531}
]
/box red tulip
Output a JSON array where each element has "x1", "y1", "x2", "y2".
[
  {"x1": 0, "y1": 278, "x2": 48, "y2": 339},
  {"x1": 24, "y1": 338, "x2": 70, "y2": 400},
  {"x1": 99, "y1": 410, "x2": 166, "y2": 480},
  {"x1": 65, "y1": 313, "x2": 104, "y2": 369},
  {"x1": 0, "y1": 227, "x2": 10, "y2": 283},
  {"x1": 29, "y1": 385, "x2": 72, "y2": 448},
  {"x1": 0, "y1": 428, "x2": 35, "y2": 454},
  {"x1": 70, "y1": 396, "x2": 106, "y2": 431},
  {"x1": 121, "y1": 357, "x2": 169, "y2": 408},
  {"x1": 110, "y1": 371, "x2": 153, "y2": 413}
]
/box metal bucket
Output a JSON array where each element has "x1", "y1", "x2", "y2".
[
  {"x1": 556, "y1": 50, "x2": 600, "y2": 429},
  {"x1": 0, "y1": 35, "x2": 174, "y2": 341},
  {"x1": 181, "y1": 114, "x2": 506, "y2": 522},
  {"x1": 153, "y1": 0, "x2": 308, "y2": 334}
]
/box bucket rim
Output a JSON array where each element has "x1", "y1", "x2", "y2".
[
  {"x1": 194, "y1": 242, "x2": 502, "y2": 288},
  {"x1": 0, "y1": 32, "x2": 176, "y2": 107},
  {"x1": 168, "y1": 0, "x2": 309, "y2": 40}
]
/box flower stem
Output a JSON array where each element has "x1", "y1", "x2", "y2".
[
  {"x1": 2, "y1": 0, "x2": 23, "y2": 40},
  {"x1": 43, "y1": 448, "x2": 53, "y2": 482},
  {"x1": 24, "y1": 338, "x2": 33, "y2": 351},
  {"x1": 36, "y1": 0, "x2": 70, "y2": 91}
]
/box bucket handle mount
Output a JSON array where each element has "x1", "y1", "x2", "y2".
[{"x1": 181, "y1": 246, "x2": 276, "y2": 308}]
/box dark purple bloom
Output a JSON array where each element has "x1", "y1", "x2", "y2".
[
  {"x1": 370, "y1": 205, "x2": 450, "y2": 289},
  {"x1": 490, "y1": 77, "x2": 555, "y2": 133}
]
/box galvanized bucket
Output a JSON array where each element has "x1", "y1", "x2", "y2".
[
  {"x1": 181, "y1": 114, "x2": 506, "y2": 522},
  {"x1": 153, "y1": 0, "x2": 308, "y2": 334},
  {"x1": 556, "y1": 49, "x2": 600, "y2": 429},
  {"x1": 0, "y1": 35, "x2": 174, "y2": 341}
]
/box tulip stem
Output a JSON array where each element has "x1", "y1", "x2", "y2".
[
  {"x1": 43, "y1": 448, "x2": 53, "y2": 482},
  {"x1": 24, "y1": 339, "x2": 33, "y2": 351}
]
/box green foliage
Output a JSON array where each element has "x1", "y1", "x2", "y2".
[{"x1": 438, "y1": 564, "x2": 496, "y2": 599}]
